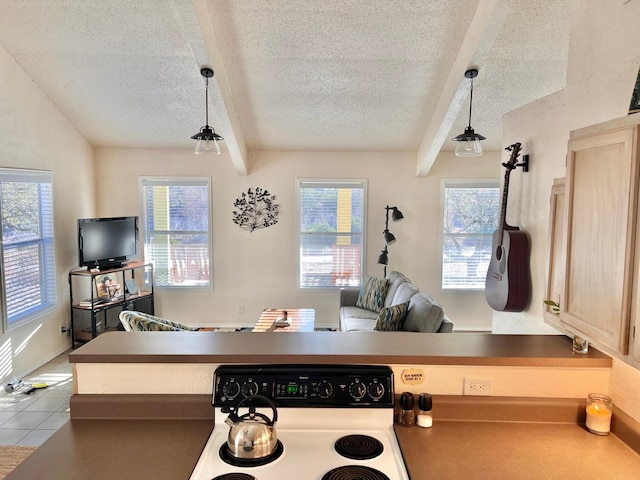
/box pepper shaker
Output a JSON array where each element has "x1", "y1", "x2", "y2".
[{"x1": 399, "y1": 392, "x2": 415, "y2": 426}]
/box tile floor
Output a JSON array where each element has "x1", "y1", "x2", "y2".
[{"x1": 0, "y1": 349, "x2": 72, "y2": 446}]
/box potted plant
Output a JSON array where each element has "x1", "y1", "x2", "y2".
[{"x1": 543, "y1": 299, "x2": 560, "y2": 314}]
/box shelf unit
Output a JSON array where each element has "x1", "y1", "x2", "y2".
[{"x1": 68, "y1": 262, "x2": 154, "y2": 347}]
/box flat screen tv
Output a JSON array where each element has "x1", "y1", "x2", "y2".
[{"x1": 78, "y1": 216, "x2": 139, "y2": 270}]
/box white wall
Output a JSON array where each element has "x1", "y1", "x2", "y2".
[
  {"x1": 94, "y1": 148, "x2": 500, "y2": 331},
  {"x1": 0, "y1": 42, "x2": 95, "y2": 383},
  {"x1": 500, "y1": 0, "x2": 640, "y2": 420}
]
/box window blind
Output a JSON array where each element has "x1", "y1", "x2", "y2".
[
  {"x1": 442, "y1": 180, "x2": 499, "y2": 290},
  {"x1": 140, "y1": 177, "x2": 212, "y2": 288},
  {"x1": 297, "y1": 179, "x2": 366, "y2": 289},
  {"x1": 0, "y1": 169, "x2": 57, "y2": 330}
]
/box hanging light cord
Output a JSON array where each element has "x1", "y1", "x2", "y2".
[
  {"x1": 204, "y1": 76, "x2": 210, "y2": 128},
  {"x1": 467, "y1": 76, "x2": 474, "y2": 129}
]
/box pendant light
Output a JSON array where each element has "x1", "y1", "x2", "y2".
[
  {"x1": 191, "y1": 67, "x2": 224, "y2": 155},
  {"x1": 452, "y1": 68, "x2": 485, "y2": 157}
]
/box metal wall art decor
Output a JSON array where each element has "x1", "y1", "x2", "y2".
[
  {"x1": 232, "y1": 187, "x2": 279, "y2": 232},
  {"x1": 629, "y1": 64, "x2": 640, "y2": 114}
]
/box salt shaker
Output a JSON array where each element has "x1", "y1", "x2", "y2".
[
  {"x1": 399, "y1": 392, "x2": 415, "y2": 426},
  {"x1": 417, "y1": 393, "x2": 433, "y2": 428}
]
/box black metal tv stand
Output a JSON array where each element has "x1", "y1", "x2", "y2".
[{"x1": 68, "y1": 262, "x2": 154, "y2": 347}]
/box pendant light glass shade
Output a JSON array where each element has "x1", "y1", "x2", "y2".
[
  {"x1": 191, "y1": 67, "x2": 224, "y2": 155},
  {"x1": 192, "y1": 126, "x2": 223, "y2": 155},
  {"x1": 452, "y1": 69, "x2": 485, "y2": 157},
  {"x1": 453, "y1": 127, "x2": 485, "y2": 157}
]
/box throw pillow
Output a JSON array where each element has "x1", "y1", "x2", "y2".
[
  {"x1": 374, "y1": 302, "x2": 410, "y2": 331},
  {"x1": 402, "y1": 293, "x2": 445, "y2": 333},
  {"x1": 356, "y1": 276, "x2": 389, "y2": 313}
]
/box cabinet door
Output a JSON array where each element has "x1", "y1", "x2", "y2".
[
  {"x1": 544, "y1": 178, "x2": 565, "y2": 321},
  {"x1": 563, "y1": 127, "x2": 639, "y2": 353}
]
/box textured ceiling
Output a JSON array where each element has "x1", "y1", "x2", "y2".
[{"x1": 0, "y1": 0, "x2": 570, "y2": 174}]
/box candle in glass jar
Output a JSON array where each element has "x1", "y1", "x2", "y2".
[{"x1": 585, "y1": 393, "x2": 612, "y2": 435}]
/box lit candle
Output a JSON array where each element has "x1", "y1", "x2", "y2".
[{"x1": 586, "y1": 393, "x2": 612, "y2": 435}]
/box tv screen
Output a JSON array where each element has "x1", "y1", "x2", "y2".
[{"x1": 78, "y1": 216, "x2": 139, "y2": 269}]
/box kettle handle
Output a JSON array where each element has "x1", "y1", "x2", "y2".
[{"x1": 232, "y1": 394, "x2": 278, "y2": 426}]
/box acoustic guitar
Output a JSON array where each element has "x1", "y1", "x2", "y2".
[{"x1": 484, "y1": 142, "x2": 531, "y2": 312}]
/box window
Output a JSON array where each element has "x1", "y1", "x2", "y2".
[
  {"x1": 297, "y1": 179, "x2": 366, "y2": 289},
  {"x1": 442, "y1": 180, "x2": 500, "y2": 290},
  {"x1": 0, "y1": 169, "x2": 57, "y2": 331},
  {"x1": 140, "y1": 177, "x2": 212, "y2": 288}
]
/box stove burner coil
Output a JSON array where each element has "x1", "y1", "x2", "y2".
[
  {"x1": 211, "y1": 474, "x2": 258, "y2": 480},
  {"x1": 321, "y1": 465, "x2": 391, "y2": 480},
  {"x1": 218, "y1": 440, "x2": 284, "y2": 467},
  {"x1": 334, "y1": 435, "x2": 384, "y2": 460}
]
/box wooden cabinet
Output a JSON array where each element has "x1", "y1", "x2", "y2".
[
  {"x1": 69, "y1": 262, "x2": 154, "y2": 348},
  {"x1": 546, "y1": 115, "x2": 640, "y2": 358}
]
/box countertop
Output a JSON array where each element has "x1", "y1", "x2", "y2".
[
  {"x1": 69, "y1": 331, "x2": 612, "y2": 367},
  {"x1": 6, "y1": 417, "x2": 640, "y2": 479},
  {"x1": 395, "y1": 421, "x2": 640, "y2": 479}
]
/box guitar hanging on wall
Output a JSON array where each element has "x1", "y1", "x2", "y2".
[{"x1": 485, "y1": 142, "x2": 531, "y2": 312}]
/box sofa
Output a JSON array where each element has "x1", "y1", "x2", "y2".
[{"x1": 339, "y1": 271, "x2": 453, "y2": 333}]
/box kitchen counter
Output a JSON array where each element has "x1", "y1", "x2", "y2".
[
  {"x1": 69, "y1": 331, "x2": 612, "y2": 367},
  {"x1": 6, "y1": 398, "x2": 640, "y2": 480},
  {"x1": 395, "y1": 421, "x2": 640, "y2": 479},
  {"x1": 5, "y1": 333, "x2": 628, "y2": 478},
  {"x1": 5, "y1": 419, "x2": 212, "y2": 480}
]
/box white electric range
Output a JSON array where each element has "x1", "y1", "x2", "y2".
[{"x1": 189, "y1": 365, "x2": 410, "y2": 480}]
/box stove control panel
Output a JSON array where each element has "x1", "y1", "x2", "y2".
[{"x1": 213, "y1": 365, "x2": 394, "y2": 408}]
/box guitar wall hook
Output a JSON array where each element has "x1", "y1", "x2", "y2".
[{"x1": 516, "y1": 155, "x2": 529, "y2": 172}]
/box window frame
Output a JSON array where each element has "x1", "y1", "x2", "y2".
[
  {"x1": 139, "y1": 176, "x2": 213, "y2": 290},
  {"x1": 441, "y1": 179, "x2": 500, "y2": 291},
  {"x1": 0, "y1": 168, "x2": 57, "y2": 332},
  {"x1": 296, "y1": 178, "x2": 367, "y2": 290}
]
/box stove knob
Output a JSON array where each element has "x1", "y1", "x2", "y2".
[
  {"x1": 367, "y1": 382, "x2": 385, "y2": 400},
  {"x1": 349, "y1": 381, "x2": 366, "y2": 400},
  {"x1": 316, "y1": 380, "x2": 333, "y2": 399},
  {"x1": 222, "y1": 381, "x2": 240, "y2": 400},
  {"x1": 241, "y1": 381, "x2": 259, "y2": 397}
]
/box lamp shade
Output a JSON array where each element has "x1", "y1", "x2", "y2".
[
  {"x1": 391, "y1": 207, "x2": 404, "y2": 222},
  {"x1": 383, "y1": 230, "x2": 396, "y2": 245},
  {"x1": 453, "y1": 127, "x2": 485, "y2": 157},
  {"x1": 377, "y1": 249, "x2": 388, "y2": 265},
  {"x1": 192, "y1": 126, "x2": 223, "y2": 155}
]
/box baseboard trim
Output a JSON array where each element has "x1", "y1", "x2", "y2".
[{"x1": 6, "y1": 344, "x2": 70, "y2": 383}]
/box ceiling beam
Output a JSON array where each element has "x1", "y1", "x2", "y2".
[
  {"x1": 191, "y1": 0, "x2": 248, "y2": 175},
  {"x1": 416, "y1": 0, "x2": 509, "y2": 177}
]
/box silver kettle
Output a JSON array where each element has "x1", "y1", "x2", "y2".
[{"x1": 225, "y1": 395, "x2": 278, "y2": 459}]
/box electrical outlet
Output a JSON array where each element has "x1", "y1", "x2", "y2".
[
  {"x1": 463, "y1": 377, "x2": 493, "y2": 396},
  {"x1": 238, "y1": 304, "x2": 245, "y2": 314},
  {"x1": 60, "y1": 325, "x2": 69, "y2": 335}
]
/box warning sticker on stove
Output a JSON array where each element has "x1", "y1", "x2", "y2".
[{"x1": 401, "y1": 368, "x2": 424, "y2": 385}]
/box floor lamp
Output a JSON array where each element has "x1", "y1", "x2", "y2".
[{"x1": 377, "y1": 205, "x2": 404, "y2": 277}]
